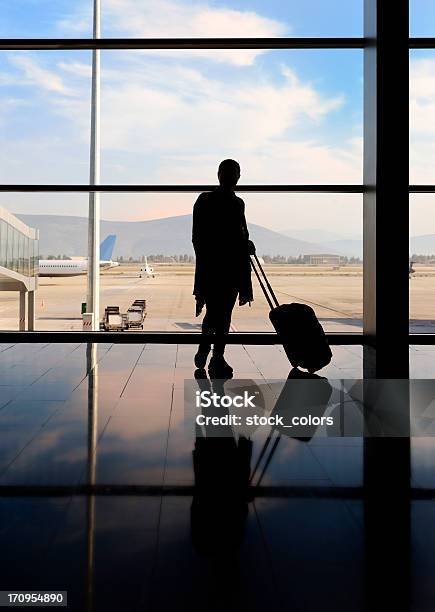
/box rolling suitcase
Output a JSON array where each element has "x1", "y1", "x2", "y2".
[{"x1": 250, "y1": 253, "x2": 332, "y2": 373}]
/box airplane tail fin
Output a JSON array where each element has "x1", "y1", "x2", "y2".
[{"x1": 100, "y1": 235, "x2": 117, "y2": 261}]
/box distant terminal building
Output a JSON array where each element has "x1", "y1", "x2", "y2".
[
  {"x1": 0, "y1": 207, "x2": 39, "y2": 330},
  {"x1": 307, "y1": 254, "x2": 342, "y2": 266}
]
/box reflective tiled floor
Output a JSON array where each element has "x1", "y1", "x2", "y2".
[{"x1": 0, "y1": 343, "x2": 434, "y2": 611}]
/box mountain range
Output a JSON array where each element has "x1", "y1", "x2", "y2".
[
  {"x1": 15, "y1": 213, "x2": 435, "y2": 258},
  {"x1": 16, "y1": 214, "x2": 340, "y2": 259}
]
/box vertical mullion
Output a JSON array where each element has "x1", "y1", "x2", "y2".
[
  {"x1": 363, "y1": 0, "x2": 409, "y2": 378},
  {"x1": 363, "y1": 4, "x2": 411, "y2": 612}
]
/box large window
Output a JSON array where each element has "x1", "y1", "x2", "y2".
[
  {"x1": 0, "y1": 1, "x2": 366, "y2": 333},
  {"x1": 0, "y1": 2, "x2": 433, "y2": 338}
]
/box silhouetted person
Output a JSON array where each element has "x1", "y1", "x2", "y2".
[{"x1": 192, "y1": 159, "x2": 254, "y2": 378}]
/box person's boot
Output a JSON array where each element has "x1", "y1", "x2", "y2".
[
  {"x1": 208, "y1": 355, "x2": 233, "y2": 379},
  {"x1": 194, "y1": 344, "x2": 211, "y2": 369}
]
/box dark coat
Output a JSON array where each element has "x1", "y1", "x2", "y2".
[{"x1": 192, "y1": 188, "x2": 253, "y2": 312}]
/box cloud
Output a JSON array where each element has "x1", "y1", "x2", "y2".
[
  {"x1": 411, "y1": 58, "x2": 435, "y2": 100},
  {"x1": 8, "y1": 55, "x2": 76, "y2": 97},
  {"x1": 1, "y1": 47, "x2": 361, "y2": 231},
  {"x1": 58, "y1": 0, "x2": 288, "y2": 66},
  {"x1": 38, "y1": 54, "x2": 354, "y2": 192},
  {"x1": 11, "y1": 52, "x2": 346, "y2": 165},
  {"x1": 410, "y1": 56, "x2": 435, "y2": 183},
  {"x1": 104, "y1": 0, "x2": 286, "y2": 36},
  {"x1": 57, "y1": 61, "x2": 92, "y2": 79},
  {"x1": 94, "y1": 63, "x2": 344, "y2": 160},
  {"x1": 4, "y1": 3, "x2": 435, "y2": 237}
]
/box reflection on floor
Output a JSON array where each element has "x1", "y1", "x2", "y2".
[{"x1": 0, "y1": 343, "x2": 434, "y2": 611}]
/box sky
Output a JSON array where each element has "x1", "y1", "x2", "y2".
[{"x1": 0, "y1": 0, "x2": 434, "y2": 238}]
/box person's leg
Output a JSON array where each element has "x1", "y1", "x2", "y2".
[
  {"x1": 194, "y1": 301, "x2": 214, "y2": 369},
  {"x1": 212, "y1": 290, "x2": 238, "y2": 358},
  {"x1": 208, "y1": 289, "x2": 238, "y2": 378}
]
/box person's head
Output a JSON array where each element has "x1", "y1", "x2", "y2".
[{"x1": 218, "y1": 159, "x2": 240, "y2": 189}]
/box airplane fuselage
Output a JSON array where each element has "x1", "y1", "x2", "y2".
[{"x1": 38, "y1": 259, "x2": 119, "y2": 277}]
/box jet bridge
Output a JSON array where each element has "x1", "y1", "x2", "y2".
[{"x1": 0, "y1": 207, "x2": 39, "y2": 330}]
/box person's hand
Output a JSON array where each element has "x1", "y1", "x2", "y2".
[{"x1": 247, "y1": 240, "x2": 256, "y2": 255}]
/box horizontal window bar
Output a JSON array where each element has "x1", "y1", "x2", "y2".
[
  {"x1": 1, "y1": 332, "x2": 433, "y2": 346},
  {"x1": 0, "y1": 37, "x2": 366, "y2": 51},
  {"x1": 0, "y1": 331, "x2": 364, "y2": 345},
  {"x1": 0, "y1": 184, "x2": 364, "y2": 193},
  {"x1": 409, "y1": 185, "x2": 435, "y2": 193},
  {"x1": 409, "y1": 335, "x2": 435, "y2": 345},
  {"x1": 0, "y1": 38, "x2": 433, "y2": 52},
  {"x1": 0, "y1": 332, "x2": 364, "y2": 346},
  {"x1": 410, "y1": 38, "x2": 435, "y2": 49},
  {"x1": 0, "y1": 185, "x2": 433, "y2": 193}
]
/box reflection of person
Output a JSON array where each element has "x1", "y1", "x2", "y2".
[
  {"x1": 192, "y1": 159, "x2": 255, "y2": 378},
  {"x1": 191, "y1": 375, "x2": 252, "y2": 559}
]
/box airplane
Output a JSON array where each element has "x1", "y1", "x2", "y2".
[
  {"x1": 38, "y1": 235, "x2": 119, "y2": 277},
  {"x1": 139, "y1": 257, "x2": 157, "y2": 279}
]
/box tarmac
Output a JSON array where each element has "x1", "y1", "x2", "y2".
[{"x1": 0, "y1": 263, "x2": 434, "y2": 332}]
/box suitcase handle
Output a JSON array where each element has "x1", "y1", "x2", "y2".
[
  {"x1": 250, "y1": 257, "x2": 274, "y2": 309},
  {"x1": 250, "y1": 254, "x2": 280, "y2": 309}
]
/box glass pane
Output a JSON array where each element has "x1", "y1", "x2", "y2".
[
  {"x1": 15, "y1": 228, "x2": 20, "y2": 273},
  {"x1": 410, "y1": 50, "x2": 435, "y2": 185},
  {"x1": 100, "y1": 193, "x2": 362, "y2": 332},
  {"x1": 0, "y1": 220, "x2": 6, "y2": 267},
  {"x1": 0, "y1": 192, "x2": 361, "y2": 332},
  {"x1": 410, "y1": 195, "x2": 435, "y2": 333},
  {"x1": 0, "y1": 194, "x2": 87, "y2": 331},
  {"x1": 18, "y1": 233, "x2": 24, "y2": 274},
  {"x1": 410, "y1": 0, "x2": 435, "y2": 36},
  {"x1": 6, "y1": 224, "x2": 12, "y2": 268},
  {"x1": 24, "y1": 236, "x2": 29, "y2": 276},
  {"x1": 7, "y1": 225, "x2": 14, "y2": 270},
  {"x1": 1, "y1": 49, "x2": 362, "y2": 185},
  {"x1": 0, "y1": 51, "x2": 91, "y2": 185},
  {"x1": 101, "y1": 49, "x2": 362, "y2": 185}
]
